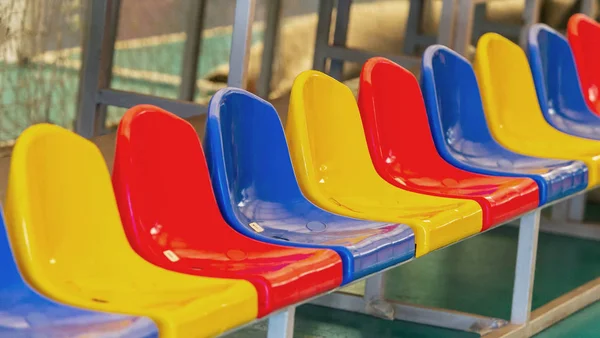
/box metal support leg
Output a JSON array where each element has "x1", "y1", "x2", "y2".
[
  {"x1": 257, "y1": 0, "x2": 283, "y2": 98},
  {"x1": 581, "y1": 0, "x2": 596, "y2": 17},
  {"x1": 510, "y1": 210, "x2": 541, "y2": 324},
  {"x1": 453, "y1": 0, "x2": 475, "y2": 56},
  {"x1": 567, "y1": 194, "x2": 586, "y2": 222},
  {"x1": 313, "y1": 0, "x2": 334, "y2": 72},
  {"x1": 438, "y1": 0, "x2": 458, "y2": 48},
  {"x1": 364, "y1": 272, "x2": 395, "y2": 320},
  {"x1": 76, "y1": 0, "x2": 108, "y2": 138},
  {"x1": 329, "y1": 0, "x2": 352, "y2": 80},
  {"x1": 178, "y1": 0, "x2": 207, "y2": 101},
  {"x1": 267, "y1": 307, "x2": 295, "y2": 338},
  {"x1": 471, "y1": 2, "x2": 487, "y2": 44},
  {"x1": 519, "y1": 0, "x2": 542, "y2": 49},
  {"x1": 228, "y1": 0, "x2": 256, "y2": 89},
  {"x1": 403, "y1": 0, "x2": 425, "y2": 55},
  {"x1": 550, "y1": 201, "x2": 569, "y2": 222},
  {"x1": 94, "y1": 0, "x2": 121, "y2": 136}
]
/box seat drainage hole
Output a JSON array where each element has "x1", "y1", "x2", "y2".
[
  {"x1": 306, "y1": 221, "x2": 326, "y2": 232},
  {"x1": 92, "y1": 298, "x2": 108, "y2": 303},
  {"x1": 273, "y1": 235, "x2": 289, "y2": 241}
]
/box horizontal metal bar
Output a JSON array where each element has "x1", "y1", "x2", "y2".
[
  {"x1": 476, "y1": 22, "x2": 521, "y2": 38},
  {"x1": 528, "y1": 277, "x2": 600, "y2": 336},
  {"x1": 538, "y1": 219, "x2": 600, "y2": 241},
  {"x1": 311, "y1": 292, "x2": 507, "y2": 334},
  {"x1": 411, "y1": 35, "x2": 437, "y2": 48},
  {"x1": 313, "y1": 278, "x2": 600, "y2": 337},
  {"x1": 485, "y1": 277, "x2": 600, "y2": 337},
  {"x1": 483, "y1": 323, "x2": 525, "y2": 338},
  {"x1": 98, "y1": 89, "x2": 207, "y2": 118},
  {"x1": 323, "y1": 45, "x2": 421, "y2": 70}
]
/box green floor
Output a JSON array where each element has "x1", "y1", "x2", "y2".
[{"x1": 223, "y1": 214, "x2": 600, "y2": 338}]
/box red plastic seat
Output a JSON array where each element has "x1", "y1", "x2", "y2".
[
  {"x1": 112, "y1": 105, "x2": 343, "y2": 317},
  {"x1": 357, "y1": 57, "x2": 539, "y2": 230},
  {"x1": 567, "y1": 14, "x2": 600, "y2": 116}
]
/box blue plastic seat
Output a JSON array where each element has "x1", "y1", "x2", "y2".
[
  {"x1": 527, "y1": 24, "x2": 600, "y2": 140},
  {"x1": 0, "y1": 209, "x2": 158, "y2": 338},
  {"x1": 420, "y1": 45, "x2": 588, "y2": 205},
  {"x1": 204, "y1": 88, "x2": 415, "y2": 284}
]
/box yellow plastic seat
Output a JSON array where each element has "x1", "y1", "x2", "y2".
[
  {"x1": 4, "y1": 124, "x2": 258, "y2": 338},
  {"x1": 285, "y1": 70, "x2": 483, "y2": 257},
  {"x1": 474, "y1": 33, "x2": 600, "y2": 188}
]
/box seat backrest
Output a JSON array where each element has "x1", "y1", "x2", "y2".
[
  {"x1": 567, "y1": 14, "x2": 600, "y2": 115},
  {"x1": 4, "y1": 124, "x2": 138, "y2": 293},
  {"x1": 473, "y1": 33, "x2": 549, "y2": 140},
  {"x1": 204, "y1": 88, "x2": 306, "y2": 227},
  {"x1": 357, "y1": 57, "x2": 447, "y2": 181},
  {"x1": 420, "y1": 45, "x2": 503, "y2": 158},
  {"x1": 113, "y1": 105, "x2": 229, "y2": 259},
  {"x1": 527, "y1": 24, "x2": 592, "y2": 121},
  {"x1": 286, "y1": 70, "x2": 380, "y2": 197}
]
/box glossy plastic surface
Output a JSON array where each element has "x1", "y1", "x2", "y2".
[
  {"x1": 204, "y1": 89, "x2": 415, "y2": 284},
  {"x1": 421, "y1": 44, "x2": 588, "y2": 205},
  {"x1": 358, "y1": 57, "x2": 539, "y2": 230},
  {"x1": 567, "y1": 14, "x2": 600, "y2": 115},
  {"x1": 474, "y1": 33, "x2": 600, "y2": 188},
  {"x1": 113, "y1": 105, "x2": 343, "y2": 317},
  {"x1": 0, "y1": 209, "x2": 158, "y2": 338},
  {"x1": 4, "y1": 123, "x2": 258, "y2": 338},
  {"x1": 286, "y1": 70, "x2": 484, "y2": 257},
  {"x1": 527, "y1": 24, "x2": 600, "y2": 140}
]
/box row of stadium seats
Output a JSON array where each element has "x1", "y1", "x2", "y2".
[{"x1": 1, "y1": 13, "x2": 598, "y2": 338}]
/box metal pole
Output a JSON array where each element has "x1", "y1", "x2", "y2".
[
  {"x1": 510, "y1": 210, "x2": 541, "y2": 324},
  {"x1": 519, "y1": 0, "x2": 542, "y2": 49},
  {"x1": 178, "y1": 0, "x2": 207, "y2": 101},
  {"x1": 403, "y1": 0, "x2": 425, "y2": 55},
  {"x1": 313, "y1": 0, "x2": 334, "y2": 72},
  {"x1": 567, "y1": 194, "x2": 587, "y2": 222},
  {"x1": 257, "y1": 0, "x2": 283, "y2": 98},
  {"x1": 550, "y1": 201, "x2": 569, "y2": 222},
  {"x1": 329, "y1": 0, "x2": 352, "y2": 80},
  {"x1": 438, "y1": 0, "x2": 458, "y2": 48},
  {"x1": 581, "y1": 0, "x2": 596, "y2": 17},
  {"x1": 364, "y1": 273, "x2": 395, "y2": 320},
  {"x1": 95, "y1": 0, "x2": 121, "y2": 135},
  {"x1": 75, "y1": 0, "x2": 108, "y2": 138},
  {"x1": 452, "y1": 0, "x2": 474, "y2": 56},
  {"x1": 228, "y1": 0, "x2": 256, "y2": 89},
  {"x1": 267, "y1": 307, "x2": 295, "y2": 338},
  {"x1": 471, "y1": 2, "x2": 487, "y2": 44}
]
